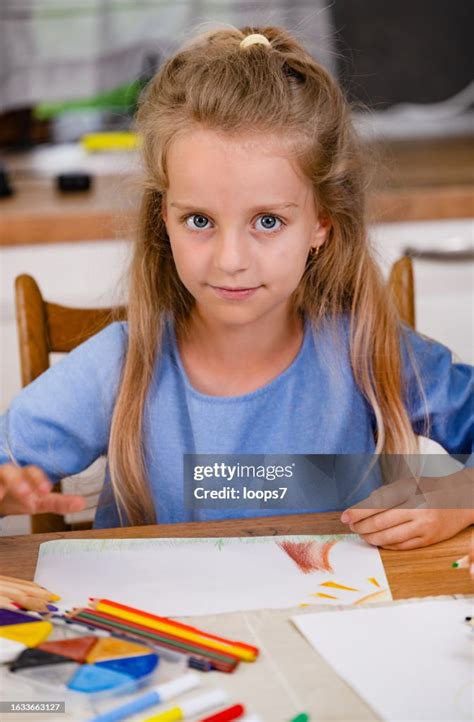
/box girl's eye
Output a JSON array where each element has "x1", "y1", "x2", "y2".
[
  {"x1": 184, "y1": 214, "x2": 211, "y2": 230},
  {"x1": 255, "y1": 215, "x2": 283, "y2": 232}
]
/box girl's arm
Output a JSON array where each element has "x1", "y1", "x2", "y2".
[
  {"x1": 342, "y1": 330, "x2": 473, "y2": 549},
  {"x1": 0, "y1": 321, "x2": 127, "y2": 516},
  {"x1": 402, "y1": 327, "x2": 473, "y2": 455}
]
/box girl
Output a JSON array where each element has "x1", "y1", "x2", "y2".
[{"x1": 0, "y1": 28, "x2": 472, "y2": 553}]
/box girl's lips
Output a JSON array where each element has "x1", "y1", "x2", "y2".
[{"x1": 210, "y1": 285, "x2": 261, "y2": 300}]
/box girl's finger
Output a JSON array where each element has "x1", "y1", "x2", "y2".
[
  {"x1": 342, "y1": 478, "x2": 419, "y2": 524},
  {"x1": 381, "y1": 537, "x2": 425, "y2": 551},
  {"x1": 360, "y1": 520, "x2": 419, "y2": 547},
  {"x1": 350, "y1": 508, "x2": 414, "y2": 535},
  {"x1": 35, "y1": 493, "x2": 87, "y2": 515},
  {"x1": 341, "y1": 506, "x2": 380, "y2": 525},
  {"x1": 22, "y1": 465, "x2": 52, "y2": 494},
  {"x1": 1, "y1": 465, "x2": 40, "y2": 503}
]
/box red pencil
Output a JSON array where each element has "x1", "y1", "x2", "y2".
[
  {"x1": 89, "y1": 597, "x2": 259, "y2": 657},
  {"x1": 198, "y1": 703, "x2": 245, "y2": 722}
]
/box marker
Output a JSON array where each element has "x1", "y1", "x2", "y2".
[
  {"x1": 89, "y1": 672, "x2": 200, "y2": 722},
  {"x1": 142, "y1": 689, "x2": 228, "y2": 721},
  {"x1": 452, "y1": 555, "x2": 469, "y2": 569},
  {"x1": 289, "y1": 715, "x2": 310, "y2": 722},
  {"x1": 199, "y1": 704, "x2": 245, "y2": 721}
]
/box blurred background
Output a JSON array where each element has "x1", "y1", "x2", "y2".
[{"x1": 0, "y1": 0, "x2": 472, "y2": 533}]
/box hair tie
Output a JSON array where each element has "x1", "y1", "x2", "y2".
[{"x1": 240, "y1": 33, "x2": 271, "y2": 50}]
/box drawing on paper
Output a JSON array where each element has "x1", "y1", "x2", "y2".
[
  {"x1": 35, "y1": 535, "x2": 392, "y2": 616},
  {"x1": 277, "y1": 539, "x2": 338, "y2": 573},
  {"x1": 305, "y1": 576, "x2": 390, "y2": 606}
]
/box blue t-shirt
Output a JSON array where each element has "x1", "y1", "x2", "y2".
[{"x1": 0, "y1": 318, "x2": 472, "y2": 527}]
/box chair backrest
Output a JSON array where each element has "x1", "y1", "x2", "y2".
[
  {"x1": 14, "y1": 274, "x2": 126, "y2": 533},
  {"x1": 388, "y1": 255, "x2": 415, "y2": 329}
]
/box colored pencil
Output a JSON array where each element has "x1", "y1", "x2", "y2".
[
  {"x1": 70, "y1": 618, "x2": 239, "y2": 672},
  {"x1": 67, "y1": 609, "x2": 238, "y2": 673},
  {"x1": 45, "y1": 612, "x2": 186, "y2": 663},
  {"x1": 452, "y1": 555, "x2": 469, "y2": 569},
  {"x1": 89, "y1": 598, "x2": 258, "y2": 662},
  {"x1": 89, "y1": 598, "x2": 258, "y2": 657},
  {"x1": 71, "y1": 609, "x2": 240, "y2": 664}
]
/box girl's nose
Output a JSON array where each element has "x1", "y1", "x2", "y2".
[{"x1": 213, "y1": 230, "x2": 251, "y2": 275}]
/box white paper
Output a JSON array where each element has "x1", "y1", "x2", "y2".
[
  {"x1": 292, "y1": 598, "x2": 474, "y2": 721},
  {"x1": 35, "y1": 534, "x2": 390, "y2": 616}
]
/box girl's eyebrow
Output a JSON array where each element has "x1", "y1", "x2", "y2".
[{"x1": 169, "y1": 201, "x2": 299, "y2": 212}]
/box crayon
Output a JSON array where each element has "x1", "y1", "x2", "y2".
[
  {"x1": 452, "y1": 555, "x2": 469, "y2": 569},
  {"x1": 67, "y1": 610, "x2": 238, "y2": 673}
]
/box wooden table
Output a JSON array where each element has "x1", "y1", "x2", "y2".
[
  {"x1": 1, "y1": 513, "x2": 472, "y2": 598},
  {"x1": 0, "y1": 514, "x2": 472, "y2": 721}
]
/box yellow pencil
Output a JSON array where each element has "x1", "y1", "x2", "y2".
[
  {"x1": 89, "y1": 599, "x2": 257, "y2": 662},
  {"x1": 0, "y1": 575, "x2": 60, "y2": 612}
]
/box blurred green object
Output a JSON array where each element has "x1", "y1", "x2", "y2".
[{"x1": 34, "y1": 80, "x2": 143, "y2": 120}]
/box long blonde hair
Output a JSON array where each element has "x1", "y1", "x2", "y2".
[{"x1": 108, "y1": 25, "x2": 421, "y2": 525}]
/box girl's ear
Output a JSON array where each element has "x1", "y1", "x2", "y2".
[
  {"x1": 311, "y1": 216, "x2": 330, "y2": 249},
  {"x1": 161, "y1": 192, "x2": 168, "y2": 223}
]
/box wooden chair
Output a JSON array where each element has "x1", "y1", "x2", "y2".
[
  {"x1": 14, "y1": 259, "x2": 414, "y2": 533},
  {"x1": 14, "y1": 274, "x2": 126, "y2": 533},
  {"x1": 388, "y1": 255, "x2": 415, "y2": 329}
]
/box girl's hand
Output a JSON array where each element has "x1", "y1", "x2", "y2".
[
  {"x1": 0, "y1": 463, "x2": 86, "y2": 516},
  {"x1": 341, "y1": 471, "x2": 474, "y2": 549},
  {"x1": 0, "y1": 575, "x2": 60, "y2": 612},
  {"x1": 341, "y1": 506, "x2": 473, "y2": 550}
]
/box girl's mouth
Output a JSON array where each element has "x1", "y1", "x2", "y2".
[{"x1": 209, "y1": 285, "x2": 261, "y2": 300}]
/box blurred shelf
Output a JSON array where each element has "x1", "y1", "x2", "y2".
[{"x1": 1, "y1": 137, "x2": 472, "y2": 246}]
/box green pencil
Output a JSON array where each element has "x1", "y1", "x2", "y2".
[{"x1": 452, "y1": 555, "x2": 469, "y2": 569}]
